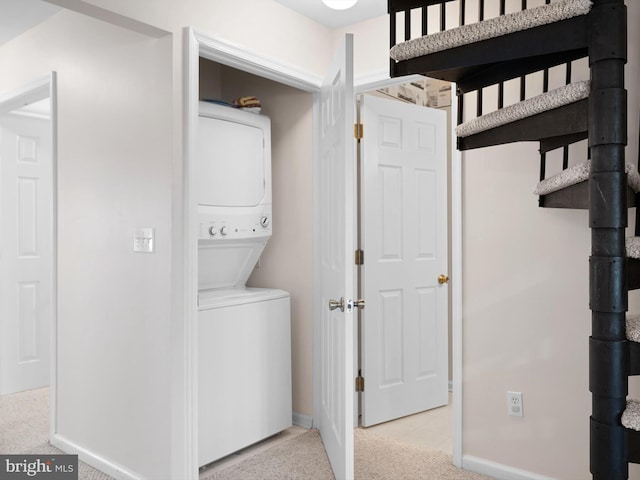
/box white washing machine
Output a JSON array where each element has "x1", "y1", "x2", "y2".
[
  {"x1": 196, "y1": 102, "x2": 292, "y2": 467},
  {"x1": 197, "y1": 287, "x2": 291, "y2": 467}
]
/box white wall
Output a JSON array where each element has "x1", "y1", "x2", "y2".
[
  {"x1": 0, "y1": 8, "x2": 174, "y2": 479},
  {"x1": 463, "y1": 142, "x2": 593, "y2": 479},
  {"x1": 458, "y1": 35, "x2": 592, "y2": 477},
  {"x1": 336, "y1": 15, "x2": 389, "y2": 81}
]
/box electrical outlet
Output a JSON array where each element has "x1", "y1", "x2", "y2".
[{"x1": 507, "y1": 391, "x2": 523, "y2": 417}]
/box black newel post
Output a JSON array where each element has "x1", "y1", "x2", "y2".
[{"x1": 589, "y1": 1, "x2": 628, "y2": 479}]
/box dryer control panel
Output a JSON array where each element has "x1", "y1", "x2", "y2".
[{"x1": 198, "y1": 209, "x2": 272, "y2": 241}]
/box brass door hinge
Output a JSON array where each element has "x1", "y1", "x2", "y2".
[
  {"x1": 354, "y1": 123, "x2": 363, "y2": 140},
  {"x1": 355, "y1": 375, "x2": 365, "y2": 392},
  {"x1": 355, "y1": 249, "x2": 364, "y2": 265}
]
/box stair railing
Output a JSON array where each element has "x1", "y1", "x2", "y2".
[
  {"x1": 388, "y1": 0, "x2": 584, "y2": 193},
  {"x1": 390, "y1": 0, "x2": 530, "y2": 125}
]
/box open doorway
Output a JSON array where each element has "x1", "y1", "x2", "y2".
[
  {"x1": 0, "y1": 73, "x2": 57, "y2": 453},
  {"x1": 188, "y1": 30, "x2": 463, "y2": 479},
  {"x1": 195, "y1": 55, "x2": 457, "y2": 478},
  {"x1": 355, "y1": 77, "x2": 454, "y2": 455}
]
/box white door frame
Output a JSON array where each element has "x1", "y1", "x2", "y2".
[
  {"x1": 0, "y1": 72, "x2": 58, "y2": 438},
  {"x1": 184, "y1": 28, "x2": 321, "y2": 480},
  {"x1": 355, "y1": 72, "x2": 463, "y2": 467},
  {"x1": 184, "y1": 32, "x2": 463, "y2": 476}
]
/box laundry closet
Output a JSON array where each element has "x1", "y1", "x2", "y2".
[{"x1": 197, "y1": 57, "x2": 315, "y2": 467}]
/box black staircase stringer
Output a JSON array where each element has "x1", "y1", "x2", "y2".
[
  {"x1": 629, "y1": 258, "x2": 640, "y2": 291},
  {"x1": 629, "y1": 340, "x2": 640, "y2": 376},
  {"x1": 458, "y1": 100, "x2": 587, "y2": 151},
  {"x1": 538, "y1": 176, "x2": 636, "y2": 210},
  {"x1": 540, "y1": 132, "x2": 589, "y2": 155},
  {"x1": 539, "y1": 182, "x2": 590, "y2": 209},
  {"x1": 588, "y1": 1, "x2": 628, "y2": 479},
  {"x1": 628, "y1": 429, "x2": 640, "y2": 464}
]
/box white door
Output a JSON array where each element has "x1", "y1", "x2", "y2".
[
  {"x1": 360, "y1": 95, "x2": 448, "y2": 427},
  {"x1": 0, "y1": 102, "x2": 53, "y2": 395},
  {"x1": 317, "y1": 34, "x2": 355, "y2": 479}
]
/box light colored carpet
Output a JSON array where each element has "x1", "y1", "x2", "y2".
[
  {"x1": 5, "y1": 389, "x2": 493, "y2": 479},
  {"x1": 456, "y1": 80, "x2": 590, "y2": 138},
  {"x1": 622, "y1": 399, "x2": 640, "y2": 431},
  {"x1": 0, "y1": 387, "x2": 49, "y2": 454},
  {"x1": 354, "y1": 429, "x2": 493, "y2": 480},
  {"x1": 0, "y1": 387, "x2": 113, "y2": 480},
  {"x1": 202, "y1": 428, "x2": 494, "y2": 480},
  {"x1": 627, "y1": 237, "x2": 640, "y2": 259},
  {"x1": 533, "y1": 159, "x2": 640, "y2": 196},
  {"x1": 625, "y1": 319, "x2": 640, "y2": 432},
  {"x1": 201, "y1": 429, "x2": 333, "y2": 480},
  {"x1": 627, "y1": 313, "x2": 640, "y2": 343},
  {"x1": 390, "y1": 0, "x2": 592, "y2": 62}
]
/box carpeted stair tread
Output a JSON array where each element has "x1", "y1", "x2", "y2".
[
  {"x1": 534, "y1": 160, "x2": 640, "y2": 196},
  {"x1": 627, "y1": 237, "x2": 640, "y2": 259},
  {"x1": 390, "y1": 0, "x2": 592, "y2": 62},
  {"x1": 623, "y1": 399, "x2": 640, "y2": 431},
  {"x1": 456, "y1": 81, "x2": 589, "y2": 138},
  {"x1": 627, "y1": 313, "x2": 640, "y2": 343}
]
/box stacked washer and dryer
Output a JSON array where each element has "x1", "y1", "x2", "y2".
[{"x1": 196, "y1": 102, "x2": 292, "y2": 467}]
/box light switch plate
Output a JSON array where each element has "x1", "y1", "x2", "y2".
[{"x1": 134, "y1": 228, "x2": 154, "y2": 253}]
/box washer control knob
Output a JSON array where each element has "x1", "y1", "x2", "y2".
[
  {"x1": 208, "y1": 226, "x2": 217, "y2": 236},
  {"x1": 219, "y1": 226, "x2": 229, "y2": 236},
  {"x1": 260, "y1": 216, "x2": 270, "y2": 228}
]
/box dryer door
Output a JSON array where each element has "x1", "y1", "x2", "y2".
[{"x1": 196, "y1": 116, "x2": 266, "y2": 207}]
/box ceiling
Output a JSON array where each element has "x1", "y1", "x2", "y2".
[
  {"x1": 271, "y1": 0, "x2": 386, "y2": 29},
  {"x1": 0, "y1": 0, "x2": 385, "y2": 48}
]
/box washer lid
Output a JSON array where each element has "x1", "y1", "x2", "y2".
[{"x1": 198, "y1": 287, "x2": 289, "y2": 310}]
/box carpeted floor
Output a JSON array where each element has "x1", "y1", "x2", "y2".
[
  {"x1": 0, "y1": 387, "x2": 49, "y2": 454},
  {"x1": 0, "y1": 387, "x2": 113, "y2": 480},
  {"x1": 354, "y1": 429, "x2": 493, "y2": 480},
  {"x1": 201, "y1": 428, "x2": 494, "y2": 480},
  {"x1": 4, "y1": 388, "x2": 494, "y2": 480}
]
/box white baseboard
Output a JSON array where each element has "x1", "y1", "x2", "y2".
[
  {"x1": 51, "y1": 434, "x2": 141, "y2": 480},
  {"x1": 292, "y1": 412, "x2": 313, "y2": 429},
  {"x1": 463, "y1": 455, "x2": 558, "y2": 480}
]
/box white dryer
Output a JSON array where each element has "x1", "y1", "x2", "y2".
[
  {"x1": 196, "y1": 102, "x2": 292, "y2": 467},
  {"x1": 196, "y1": 101, "x2": 273, "y2": 291}
]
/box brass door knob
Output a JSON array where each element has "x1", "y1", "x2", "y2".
[{"x1": 438, "y1": 274, "x2": 449, "y2": 285}]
